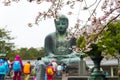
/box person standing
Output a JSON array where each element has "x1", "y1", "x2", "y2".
[
  {"x1": 61, "y1": 63, "x2": 69, "y2": 80},
  {"x1": 46, "y1": 63, "x2": 54, "y2": 80},
  {"x1": 35, "y1": 57, "x2": 46, "y2": 80},
  {"x1": 12, "y1": 55, "x2": 23, "y2": 80},
  {"x1": 62, "y1": 63, "x2": 69, "y2": 76},
  {"x1": 57, "y1": 63, "x2": 62, "y2": 76},
  {"x1": 0, "y1": 58, "x2": 6, "y2": 80},
  {"x1": 31, "y1": 65, "x2": 37, "y2": 80},
  {"x1": 51, "y1": 59, "x2": 57, "y2": 75},
  {"x1": 7, "y1": 58, "x2": 12, "y2": 77},
  {"x1": 23, "y1": 61, "x2": 31, "y2": 80},
  {"x1": 3, "y1": 57, "x2": 9, "y2": 80}
]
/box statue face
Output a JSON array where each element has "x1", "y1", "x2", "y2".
[{"x1": 55, "y1": 19, "x2": 68, "y2": 33}]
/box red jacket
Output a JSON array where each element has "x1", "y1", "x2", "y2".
[{"x1": 46, "y1": 66, "x2": 54, "y2": 80}]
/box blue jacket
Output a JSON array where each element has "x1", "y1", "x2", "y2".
[
  {"x1": 0, "y1": 59, "x2": 9, "y2": 74},
  {"x1": 4, "y1": 61, "x2": 9, "y2": 74}
]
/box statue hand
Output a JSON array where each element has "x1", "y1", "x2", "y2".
[{"x1": 48, "y1": 53, "x2": 55, "y2": 58}]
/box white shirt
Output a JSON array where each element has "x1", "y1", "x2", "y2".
[
  {"x1": 57, "y1": 65, "x2": 62, "y2": 71},
  {"x1": 52, "y1": 62, "x2": 57, "y2": 71}
]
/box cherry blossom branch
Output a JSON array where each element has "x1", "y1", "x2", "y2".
[
  {"x1": 83, "y1": 0, "x2": 102, "y2": 28},
  {"x1": 87, "y1": 13, "x2": 120, "y2": 45}
]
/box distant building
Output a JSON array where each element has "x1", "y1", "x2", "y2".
[{"x1": 85, "y1": 57, "x2": 118, "y2": 76}]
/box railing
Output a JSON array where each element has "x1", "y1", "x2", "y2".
[{"x1": 68, "y1": 76, "x2": 118, "y2": 80}]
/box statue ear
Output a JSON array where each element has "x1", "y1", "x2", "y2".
[
  {"x1": 54, "y1": 19, "x2": 56, "y2": 23},
  {"x1": 54, "y1": 19, "x2": 57, "y2": 27}
]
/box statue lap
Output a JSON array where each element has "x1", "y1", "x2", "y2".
[{"x1": 42, "y1": 33, "x2": 80, "y2": 65}]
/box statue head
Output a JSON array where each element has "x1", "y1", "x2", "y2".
[{"x1": 54, "y1": 15, "x2": 69, "y2": 34}]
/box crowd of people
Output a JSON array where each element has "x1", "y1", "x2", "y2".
[
  {"x1": 33, "y1": 56, "x2": 69, "y2": 80},
  {"x1": 0, "y1": 55, "x2": 69, "y2": 80}
]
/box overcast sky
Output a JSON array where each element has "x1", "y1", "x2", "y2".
[{"x1": 0, "y1": 0, "x2": 103, "y2": 49}]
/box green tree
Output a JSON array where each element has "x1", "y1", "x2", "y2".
[
  {"x1": 0, "y1": 28, "x2": 14, "y2": 57},
  {"x1": 7, "y1": 47, "x2": 45, "y2": 60},
  {"x1": 99, "y1": 20, "x2": 120, "y2": 79},
  {"x1": 27, "y1": 47, "x2": 45, "y2": 59},
  {"x1": 18, "y1": 48, "x2": 28, "y2": 59},
  {"x1": 99, "y1": 21, "x2": 120, "y2": 57}
]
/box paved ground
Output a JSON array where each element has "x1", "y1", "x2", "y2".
[
  {"x1": 6, "y1": 76, "x2": 33, "y2": 80},
  {"x1": 6, "y1": 76, "x2": 62, "y2": 80}
]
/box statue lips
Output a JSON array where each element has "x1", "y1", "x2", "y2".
[{"x1": 58, "y1": 26, "x2": 66, "y2": 32}]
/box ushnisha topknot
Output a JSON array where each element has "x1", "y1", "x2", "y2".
[{"x1": 54, "y1": 14, "x2": 68, "y2": 22}]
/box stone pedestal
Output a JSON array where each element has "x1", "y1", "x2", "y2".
[
  {"x1": 78, "y1": 59, "x2": 88, "y2": 76},
  {"x1": 68, "y1": 65, "x2": 79, "y2": 76}
]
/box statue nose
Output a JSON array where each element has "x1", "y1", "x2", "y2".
[{"x1": 59, "y1": 26, "x2": 63, "y2": 28}]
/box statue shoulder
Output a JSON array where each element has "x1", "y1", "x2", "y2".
[{"x1": 45, "y1": 32, "x2": 56, "y2": 39}]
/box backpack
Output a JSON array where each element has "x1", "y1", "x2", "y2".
[
  {"x1": 13, "y1": 61, "x2": 21, "y2": 72},
  {"x1": 47, "y1": 67, "x2": 54, "y2": 75},
  {"x1": 23, "y1": 63, "x2": 30, "y2": 74},
  {"x1": 62, "y1": 65, "x2": 66, "y2": 71},
  {"x1": 31, "y1": 67, "x2": 36, "y2": 76},
  {"x1": 0, "y1": 63, "x2": 5, "y2": 72}
]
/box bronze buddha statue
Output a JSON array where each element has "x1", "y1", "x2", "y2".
[{"x1": 42, "y1": 15, "x2": 80, "y2": 65}]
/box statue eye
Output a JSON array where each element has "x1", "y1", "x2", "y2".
[
  {"x1": 62, "y1": 22, "x2": 66, "y2": 25},
  {"x1": 56, "y1": 22, "x2": 60, "y2": 25}
]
